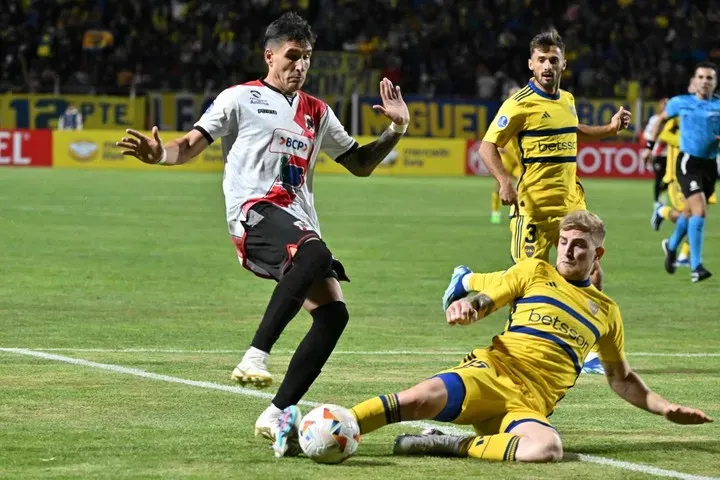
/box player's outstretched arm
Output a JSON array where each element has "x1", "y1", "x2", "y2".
[
  {"x1": 336, "y1": 78, "x2": 409, "y2": 177},
  {"x1": 446, "y1": 294, "x2": 496, "y2": 326},
  {"x1": 577, "y1": 107, "x2": 632, "y2": 141},
  {"x1": 603, "y1": 359, "x2": 714, "y2": 424},
  {"x1": 116, "y1": 127, "x2": 209, "y2": 166}
]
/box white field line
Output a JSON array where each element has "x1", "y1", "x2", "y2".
[
  {"x1": 1, "y1": 348, "x2": 716, "y2": 480},
  {"x1": 3, "y1": 348, "x2": 720, "y2": 358}
]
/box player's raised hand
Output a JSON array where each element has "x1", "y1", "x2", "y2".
[
  {"x1": 116, "y1": 127, "x2": 165, "y2": 164},
  {"x1": 611, "y1": 107, "x2": 632, "y2": 133},
  {"x1": 663, "y1": 404, "x2": 714, "y2": 425},
  {"x1": 373, "y1": 78, "x2": 409, "y2": 126},
  {"x1": 446, "y1": 298, "x2": 477, "y2": 326}
]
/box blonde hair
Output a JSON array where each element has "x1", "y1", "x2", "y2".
[{"x1": 559, "y1": 210, "x2": 606, "y2": 247}]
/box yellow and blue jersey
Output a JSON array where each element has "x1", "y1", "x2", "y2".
[
  {"x1": 483, "y1": 80, "x2": 580, "y2": 217},
  {"x1": 473, "y1": 259, "x2": 625, "y2": 414},
  {"x1": 659, "y1": 118, "x2": 680, "y2": 184}
]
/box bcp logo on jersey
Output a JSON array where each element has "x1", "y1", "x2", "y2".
[{"x1": 271, "y1": 129, "x2": 313, "y2": 160}]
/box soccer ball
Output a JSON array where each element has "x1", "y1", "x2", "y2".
[{"x1": 299, "y1": 404, "x2": 361, "y2": 464}]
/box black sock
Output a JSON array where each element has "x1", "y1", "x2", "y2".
[
  {"x1": 272, "y1": 301, "x2": 349, "y2": 409},
  {"x1": 654, "y1": 161, "x2": 667, "y2": 202},
  {"x1": 654, "y1": 177, "x2": 667, "y2": 202},
  {"x1": 250, "y1": 240, "x2": 332, "y2": 353}
]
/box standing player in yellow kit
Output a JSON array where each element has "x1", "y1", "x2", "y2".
[
  {"x1": 490, "y1": 86, "x2": 524, "y2": 225},
  {"x1": 443, "y1": 29, "x2": 631, "y2": 374}
]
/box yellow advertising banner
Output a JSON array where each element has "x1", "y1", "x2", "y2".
[
  {"x1": 314, "y1": 136, "x2": 466, "y2": 176},
  {"x1": 0, "y1": 94, "x2": 144, "y2": 129},
  {"x1": 53, "y1": 131, "x2": 465, "y2": 176},
  {"x1": 53, "y1": 130, "x2": 224, "y2": 172},
  {"x1": 148, "y1": 93, "x2": 214, "y2": 133}
]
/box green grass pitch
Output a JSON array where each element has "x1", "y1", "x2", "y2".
[{"x1": 1, "y1": 169, "x2": 718, "y2": 479}]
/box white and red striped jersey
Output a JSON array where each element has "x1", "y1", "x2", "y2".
[{"x1": 194, "y1": 79, "x2": 357, "y2": 238}]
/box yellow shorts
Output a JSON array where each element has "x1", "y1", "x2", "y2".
[
  {"x1": 668, "y1": 180, "x2": 717, "y2": 211},
  {"x1": 668, "y1": 180, "x2": 686, "y2": 211},
  {"x1": 509, "y1": 214, "x2": 565, "y2": 263},
  {"x1": 434, "y1": 349, "x2": 553, "y2": 435}
]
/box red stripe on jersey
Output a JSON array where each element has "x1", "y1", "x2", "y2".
[{"x1": 294, "y1": 91, "x2": 327, "y2": 139}]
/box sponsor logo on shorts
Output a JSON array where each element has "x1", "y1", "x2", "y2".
[
  {"x1": 497, "y1": 115, "x2": 509, "y2": 129},
  {"x1": 690, "y1": 180, "x2": 700, "y2": 192}
]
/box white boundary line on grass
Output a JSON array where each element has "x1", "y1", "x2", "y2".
[
  {"x1": 1, "y1": 348, "x2": 716, "y2": 480},
  {"x1": 5, "y1": 348, "x2": 720, "y2": 357}
]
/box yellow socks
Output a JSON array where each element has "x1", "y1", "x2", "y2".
[
  {"x1": 350, "y1": 394, "x2": 401, "y2": 435},
  {"x1": 491, "y1": 192, "x2": 501, "y2": 213},
  {"x1": 679, "y1": 241, "x2": 690, "y2": 259},
  {"x1": 660, "y1": 206, "x2": 673, "y2": 221},
  {"x1": 465, "y1": 433, "x2": 521, "y2": 461}
]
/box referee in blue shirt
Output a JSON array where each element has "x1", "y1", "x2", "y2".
[{"x1": 645, "y1": 62, "x2": 720, "y2": 283}]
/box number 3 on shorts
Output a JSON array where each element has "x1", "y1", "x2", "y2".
[{"x1": 525, "y1": 224, "x2": 537, "y2": 244}]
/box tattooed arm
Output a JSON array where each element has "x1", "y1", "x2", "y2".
[
  {"x1": 336, "y1": 128, "x2": 404, "y2": 177},
  {"x1": 445, "y1": 294, "x2": 496, "y2": 326}
]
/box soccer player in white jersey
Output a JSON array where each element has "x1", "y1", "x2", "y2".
[{"x1": 115, "y1": 12, "x2": 410, "y2": 456}]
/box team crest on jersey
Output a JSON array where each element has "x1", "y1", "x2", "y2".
[
  {"x1": 497, "y1": 115, "x2": 509, "y2": 129},
  {"x1": 588, "y1": 300, "x2": 599, "y2": 315},
  {"x1": 304, "y1": 114, "x2": 315, "y2": 134},
  {"x1": 524, "y1": 245, "x2": 535, "y2": 257}
]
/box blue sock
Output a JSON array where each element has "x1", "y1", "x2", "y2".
[
  {"x1": 668, "y1": 215, "x2": 689, "y2": 251},
  {"x1": 688, "y1": 215, "x2": 705, "y2": 270}
]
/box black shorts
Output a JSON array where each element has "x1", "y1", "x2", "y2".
[
  {"x1": 677, "y1": 151, "x2": 718, "y2": 200},
  {"x1": 232, "y1": 202, "x2": 349, "y2": 282}
]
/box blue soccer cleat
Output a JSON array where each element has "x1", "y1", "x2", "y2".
[
  {"x1": 442, "y1": 265, "x2": 472, "y2": 312},
  {"x1": 273, "y1": 405, "x2": 302, "y2": 458},
  {"x1": 650, "y1": 202, "x2": 664, "y2": 231},
  {"x1": 581, "y1": 352, "x2": 605, "y2": 375}
]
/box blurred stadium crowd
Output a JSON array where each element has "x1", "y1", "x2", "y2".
[{"x1": 1, "y1": 0, "x2": 719, "y2": 98}]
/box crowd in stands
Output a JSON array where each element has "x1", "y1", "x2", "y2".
[{"x1": 1, "y1": 0, "x2": 718, "y2": 99}]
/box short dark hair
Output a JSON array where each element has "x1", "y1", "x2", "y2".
[
  {"x1": 263, "y1": 12, "x2": 316, "y2": 48},
  {"x1": 529, "y1": 29, "x2": 565, "y2": 55},
  {"x1": 695, "y1": 61, "x2": 717, "y2": 73}
]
